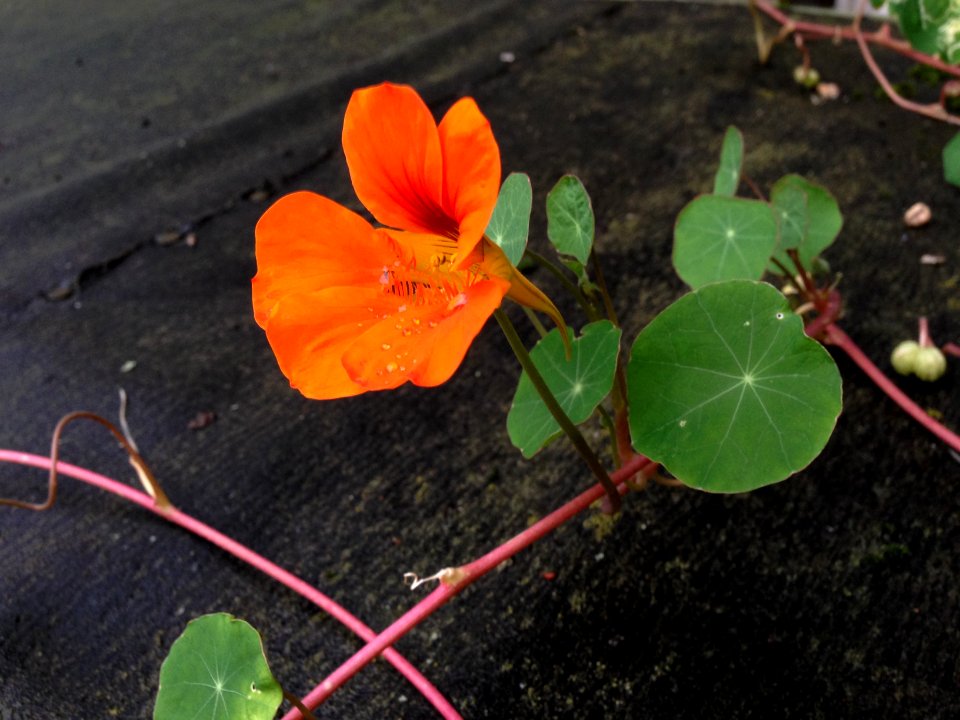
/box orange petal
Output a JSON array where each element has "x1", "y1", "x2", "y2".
[
  {"x1": 260, "y1": 287, "x2": 402, "y2": 399},
  {"x1": 342, "y1": 278, "x2": 508, "y2": 389},
  {"x1": 438, "y1": 97, "x2": 501, "y2": 262},
  {"x1": 252, "y1": 192, "x2": 402, "y2": 328},
  {"x1": 342, "y1": 83, "x2": 455, "y2": 237}
]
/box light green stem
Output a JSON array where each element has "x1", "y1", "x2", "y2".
[
  {"x1": 524, "y1": 249, "x2": 603, "y2": 322},
  {"x1": 595, "y1": 405, "x2": 621, "y2": 469},
  {"x1": 522, "y1": 306, "x2": 549, "y2": 338}
]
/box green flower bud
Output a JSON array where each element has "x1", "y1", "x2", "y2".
[
  {"x1": 890, "y1": 340, "x2": 920, "y2": 376},
  {"x1": 793, "y1": 66, "x2": 821, "y2": 89},
  {"x1": 914, "y1": 346, "x2": 948, "y2": 382},
  {"x1": 811, "y1": 256, "x2": 831, "y2": 277}
]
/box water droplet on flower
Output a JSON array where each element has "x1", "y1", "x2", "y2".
[
  {"x1": 398, "y1": 304, "x2": 407, "y2": 313},
  {"x1": 428, "y1": 321, "x2": 438, "y2": 328},
  {"x1": 399, "y1": 365, "x2": 406, "y2": 371},
  {"x1": 382, "y1": 343, "x2": 391, "y2": 350},
  {"x1": 379, "y1": 267, "x2": 390, "y2": 285},
  {"x1": 413, "y1": 318, "x2": 421, "y2": 326},
  {"x1": 385, "y1": 362, "x2": 398, "y2": 373},
  {"x1": 446, "y1": 293, "x2": 468, "y2": 311}
]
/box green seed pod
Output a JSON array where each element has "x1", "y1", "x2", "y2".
[
  {"x1": 890, "y1": 340, "x2": 920, "y2": 376},
  {"x1": 914, "y1": 346, "x2": 948, "y2": 382},
  {"x1": 793, "y1": 66, "x2": 821, "y2": 89}
]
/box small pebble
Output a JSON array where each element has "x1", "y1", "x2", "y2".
[
  {"x1": 45, "y1": 283, "x2": 75, "y2": 301},
  {"x1": 903, "y1": 201, "x2": 931, "y2": 227},
  {"x1": 187, "y1": 410, "x2": 217, "y2": 430},
  {"x1": 154, "y1": 230, "x2": 181, "y2": 246},
  {"x1": 816, "y1": 82, "x2": 840, "y2": 100}
]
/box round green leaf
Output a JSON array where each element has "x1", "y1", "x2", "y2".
[
  {"x1": 713, "y1": 126, "x2": 744, "y2": 197},
  {"x1": 486, "y1": 172, "x2": 533, "y2": 266},
  {"x1": 769, "y1": 179, "x2": 808, "y2": 252},
  {"x1": 508, "y1": 320, "x2": 622, "y2": 458},
  {"x1": 769, "y1": 174, "x2": 842, "y2": 271},
  {"x1": 546, "y1": 175, "x2": 595, "y2": 265},
  {"x1": 627, "y1": 280, "x2": 841, "y2": 493},
  {"x1": 673, "y1": 195, "x2": 778, "y2": 289},
  {"x1": 155, "y1": 613, "x2": 283, "y2": 720}
]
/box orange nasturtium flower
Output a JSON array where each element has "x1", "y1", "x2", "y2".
[{"x1": 252, "y1": 82, "x2": 562, "y2": 399}]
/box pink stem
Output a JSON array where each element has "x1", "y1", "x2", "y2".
[
  {"x1": 803, "y1": 290, "x2": 842, "y2": 341},
  {"x1": 944, "y1": 342, "x2": 960, "y2": 359},
  {"x1": 851, "y1": 0, "x2": 960, "y2": 126},
  {"x1": 918, "y1": 316, "x2": 931, "y2": 347},
  {"x1": 0, "y1": 450, "x2": 462, "y2": 720},
  {"x1": 753, "y1": 0, "x2": 960, "y2": 79},
  {"x1": 286, "y1": 454, "x2": 653, "y2": 719},
  {"x1": 824, "y1": 325, "x2": 960, "y2": 453}
]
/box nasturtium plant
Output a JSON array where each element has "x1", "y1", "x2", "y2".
[
  {"x1": 546, "y1": 175, "x2": 595, "y2": 267},
  {"x1": 154, "y1": 613, "x2": 282, "y2": 720},
  {"x1": 627, "y1": 281, "x2": 842, "y2": 492},
  {"x1": 676, "y1": 127, "x2": 843, "y2": 285},
  {"x1": 486, "y1": 172, "x2": 533, "y2": 266},
  {"x1": 508, "y1": 320, "x2": 622, "y2": 458},
  {"x1": 673, "y1": 195, "x2": 779, "y2": 288},
  {"x1": 713, "y1": 126, "x2": 744, "y2": 197},
  {"x1": 769, "y1": 174, "x2": 842, "y2": 270}
]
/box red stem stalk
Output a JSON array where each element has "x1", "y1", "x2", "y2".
[
  {"x1": 753, "y1": 0, "x2": 960, "y2": 79},
  {"x1": 824, "y1": 324, "x2": 960, "y2": 453},
  {"x1": 0, "y1": 450, "x2": 461, "y2": 720},
  {"x1": 284, "y1": 454, "x2": 653, "y2": 718},
  {"x1": 918, "y1": 316, "x2": 932, "y2": 347}
]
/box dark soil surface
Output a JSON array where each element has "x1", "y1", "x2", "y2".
[{"x1": 1, "y1": 2, "x2": 958, "y2": 718}]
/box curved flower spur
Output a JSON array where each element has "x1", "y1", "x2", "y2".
[{"x1": 253, "y1": 82, "x2": 564, "y2": 399}]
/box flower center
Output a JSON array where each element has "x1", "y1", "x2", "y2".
[{"x1": 377, "y1": 233, "x2": 486, "y2": 307}]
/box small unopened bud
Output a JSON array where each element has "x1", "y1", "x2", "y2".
[
  {"x1": 903, "y1": 202, "x2": 931, "y2": 228},
  {"x1": 793, "y1": 66, "x2": 821, "y2": 89},
  {"x1": 914, "y1": 346, "x2": 947, "y2": 382},
  {"x1": 891, "y1": 340, "x2": 920, "y2": 376},
  {"x1": 811, "y1": 256, "x2": 831, "y2": 277}
]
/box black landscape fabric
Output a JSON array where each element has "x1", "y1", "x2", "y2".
[{"x1": 1, "y1": 1, "x2": 958, "y2": 718}]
